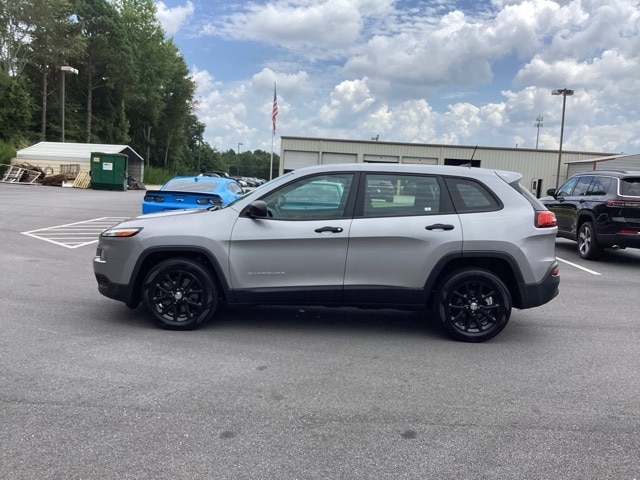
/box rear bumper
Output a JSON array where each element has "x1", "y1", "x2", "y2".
[
  {"x1": 518, "y1": 262, "x2": 560, "y2": 309},
  {"x1": 598, "y1": 232, "x2": 640, "y2": 249}
]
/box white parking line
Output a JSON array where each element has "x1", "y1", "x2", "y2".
[
  {"x1": 556, "y1": 257, "x2": 602, "y2": 275},
  {"x1": 21, "y1": 217, "x2": 129, "y2": 249}
]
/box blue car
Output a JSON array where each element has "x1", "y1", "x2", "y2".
[{"x1": 142, "y1": 175, "x2": 244, "y2": 214}]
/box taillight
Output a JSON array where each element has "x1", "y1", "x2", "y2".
[
  {"x1": 606, "y1": 200, "x2": 640, "y2": 208},
  {"x1": 196, "y1": 198, "x2": 221, "y2": 205},
  {"x1": 535, "y1": 210, "x2": 557, "y2": 228},
  {"x1": 618, "y1": 228, "x2": 640, "y2": 235}
]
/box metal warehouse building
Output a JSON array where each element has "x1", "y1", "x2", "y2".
[{"x1": 280, "y1": 136, "x2": 632, "y2": 197}]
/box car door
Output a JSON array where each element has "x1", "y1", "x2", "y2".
[
  {"x1": 546, "y1": 176, "x2": 580, "y2": 234},
  {"x1": 228, "y1": 173, "x2": 355, "y2": 303},
  {"x1": 564, "y1": 176, "x2": 594, "y2": 234},
  {"x1": 343, "y1": 173, "x2": 462, "y2": 305}
]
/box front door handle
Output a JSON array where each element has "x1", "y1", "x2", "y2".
[
  {"x1": 425, "y1": 223, "x2": 454, "y2": 231},
  {"x1": 315, "y1": 226, "x2": 344, "y2": 233}
]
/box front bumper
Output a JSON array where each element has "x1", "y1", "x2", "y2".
[{"x1": 95, "y1": 271, "x2": 138, "y2": 307}]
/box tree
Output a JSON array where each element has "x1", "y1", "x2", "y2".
[
  {"x1": 72, "y1": 0, "x2": 126, "y2": 142},
  {"x1": 0, "y1": 0, "x2": 34, "y2": 76},
  {"x1": 117, "y1": 0, "x2": 168, "y2": 164},
  {"x1": 24, "y1": 0, "x2": 83, "y2": 140},
  {"x1": 1, "y1": 0, "x2": 204, "y2": 179},
  {"x1": 0, "y1": 71, "x2": 33, "y2": 141}
]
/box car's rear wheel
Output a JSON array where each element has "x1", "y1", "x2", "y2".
[
  {"x1": 142, "y1": 258, "x2": 218, "y2": 330},
  {"x1": 577, "y1": 222, "x2": 602, "y2": 260},
  {"x1": 436, "y1": 268, "x2": 511, "y2": 342}
]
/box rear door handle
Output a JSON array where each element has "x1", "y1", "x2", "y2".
[
  {"x1": 425, "y1": 223, "x2": 454, "y2": 231},
  {"x1": 315, "y1": 226, "x2": 344, "y2": 233}
]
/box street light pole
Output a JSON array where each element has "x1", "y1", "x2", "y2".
[
  {"x1": 551, "y1": 88, "x2": 574, "y2": 188},
  {"x1": 60, "y1": 66, "x2": 79, "y2": 142}
]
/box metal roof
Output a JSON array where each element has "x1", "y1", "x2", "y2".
[
  {"x1": 565, "y1": 153, "x2": 638, "y2": 164},
  {"x1": 16, "y1": 142, "x2": 143, "y2": 163}
]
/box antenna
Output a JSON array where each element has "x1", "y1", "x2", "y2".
[{"x1": 470, "y1": 145, "x2": 478, "y2": 161}]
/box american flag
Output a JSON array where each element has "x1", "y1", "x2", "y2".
[{"x1": 272, "y1": 84, "x2": 278, "y2": 135}]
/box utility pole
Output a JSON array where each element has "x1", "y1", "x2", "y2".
[{"x1": 535, "y1": 115, "x2": 543, "y2": 149}]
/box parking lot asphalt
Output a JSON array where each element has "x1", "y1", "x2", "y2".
[{"x1": 0, "y1": 182, "x2": 639, "y2": 480}]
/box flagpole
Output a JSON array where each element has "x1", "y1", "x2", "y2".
[
  {"x1": 270, "y1": 82, "x2": 277, "y2": 180},
  {"x1": 270, "y1": 135, "x2": 274, "y2": 180}
]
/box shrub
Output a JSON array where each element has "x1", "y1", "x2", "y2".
[
  {"x1": 0, "y1": 141, "x2": 16, "y2": 165},
  {"x1": 143, "y1": 166, "x2": 173, "y2": 185}
]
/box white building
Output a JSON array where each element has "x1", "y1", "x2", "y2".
[
  {"x1": 15, "y1": 142, "x2": 145, "y2": 182},
  {"x1": 280, "y1": 136, "x2": 629, "y2": 197}
]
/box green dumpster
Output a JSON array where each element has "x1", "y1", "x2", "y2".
[{"x1": 90, "y1": 152, "x2": 128, "y2": 191}]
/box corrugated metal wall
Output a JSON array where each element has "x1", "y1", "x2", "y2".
[{"x1": 281, "y1": 136, "x2": 624, "y2": 197}]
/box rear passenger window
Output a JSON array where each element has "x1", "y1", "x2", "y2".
[
  {"x1": 587, "y1": 177, "x2": 612, "y2": 196},
  {"x1": 444, "y1": 177, "x2": 501, "y2": 213},
  {"x1": 362, "y1": 174, "x2": 442, "y2": 217},
  {"x1": 572, "y1": 176, "x2": 593, "y2": 196}
]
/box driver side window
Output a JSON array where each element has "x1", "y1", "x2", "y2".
[
  {"x1": 557, "y1": 177, "x2": 579, "y2": 196},
  {"x1": 261, "y1": 174, "x2": 354, "y2": 220}
]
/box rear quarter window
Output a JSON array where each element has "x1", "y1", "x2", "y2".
[
  {"x1": 444, "y1": 177, "x2": 502, "y2": 213},
  {"x1": 620, "y1": 178, "x2": 640, "y2": 196}
]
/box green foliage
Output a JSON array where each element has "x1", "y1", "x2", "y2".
[
  {"x1": 0, "y1": 141, "x2": 17, "y2": 165},
  {"x1": 1, "y1": 0, "x2": 207, "y2": 179},
  {"x1": 0, "y1": 73, "x2": 34, "y2": 140},
  {"x1": 142, "y1": 165, "x2": 173, "y2": 185},
  {"x1": 0, "y1": 0, "x2": 282, "y2": 185},
  {"x1": 225, "y1": 149, "x2": 280, "y2": 180}
]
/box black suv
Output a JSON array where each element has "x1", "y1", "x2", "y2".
[{"x1": 541, "y1": 170, "x2": 640, "y2": 259}]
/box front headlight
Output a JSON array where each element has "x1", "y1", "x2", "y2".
[{"x1": 100, "y1": 227, "x2": 143, "y2": 238}]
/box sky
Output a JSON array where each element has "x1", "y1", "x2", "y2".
[{"x1": 153, "y1": 0, "x2": 640, "y2": 155}]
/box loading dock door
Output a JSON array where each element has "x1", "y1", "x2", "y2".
[
  {"x1": 402, "y1": 156, "x2": 438, "y2": 165},
  {"x1": 363, "y1": 154, "x2": 399, "y2": 163},
  {"x1": 322, "y1": 153, "x2": 357, "y2": 164},
  {"x1": 283, "y1": 151, "x2": 319, "y2": 171}
]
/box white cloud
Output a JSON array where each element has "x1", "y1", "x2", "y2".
[
  {"x1": 176, "y1": 0, "x2": 640, "y2": 154},
  {"x1": 203, "y1": 0, "x2": 368, "y2": 51},
  {"x1": 155, "y1": 1, "x2": 195, "y2": 35}
]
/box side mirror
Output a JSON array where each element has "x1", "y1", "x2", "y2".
[
  {"x1": 242, "y1": 200, "x2": 268, "y2": 218},
  {"x1": 546, "y1": 188, "x2": 557, "y2": 197}
]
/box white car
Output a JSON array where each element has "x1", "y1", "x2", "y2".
[{"x1": 94, "y1": 163, "x2": 559, "y2": 342}]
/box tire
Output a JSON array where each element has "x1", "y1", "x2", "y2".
[
  {"x1": 577, "y1": 222, "x2": 603, "y2": 260},
  {"x1": 142, "y1": 258, "x2": 218, "y2": 330},
  {"x1": 436, "y1": 268, "x2": 512, "y2": 342}
]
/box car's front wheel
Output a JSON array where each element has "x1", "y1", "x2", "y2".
[
  {"x1": 577, "y1": 221, "x2": 603, "y2": 260},
  {"x1": 142, "y1": 258, "x2": 218, "y2": 330},
  {"x1": 436, "y1": 268, "x2": 511, "y2": 342}
]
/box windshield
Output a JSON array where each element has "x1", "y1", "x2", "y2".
[
  {"x1": 225, "y1": 173, "x2": 293, "y2": 208},
  {"x1": 163, "y1": 178, "x2": 221, "y2": 192}
]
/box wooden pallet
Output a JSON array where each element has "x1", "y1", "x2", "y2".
[
  {"x1": 72, "y1": 171, "x2": 91, "y2": 189},
  {"x1": 1, "y1": 165, "x2": 42, "y2": 184}
]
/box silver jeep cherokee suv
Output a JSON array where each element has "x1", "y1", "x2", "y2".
[{"x1": 94, "y1": 163, "x2": 559, "y2": 342}]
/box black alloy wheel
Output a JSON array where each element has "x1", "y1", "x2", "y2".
[
  {"x1": 142, "y1": 258, "x2": 218, "y2": 330},
  {"x1": 436, "y1": 268, "x2": 511, "y2": 342},
  {"x1": 577, "y1": 221, "x2": 603, "y2": 260}
]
